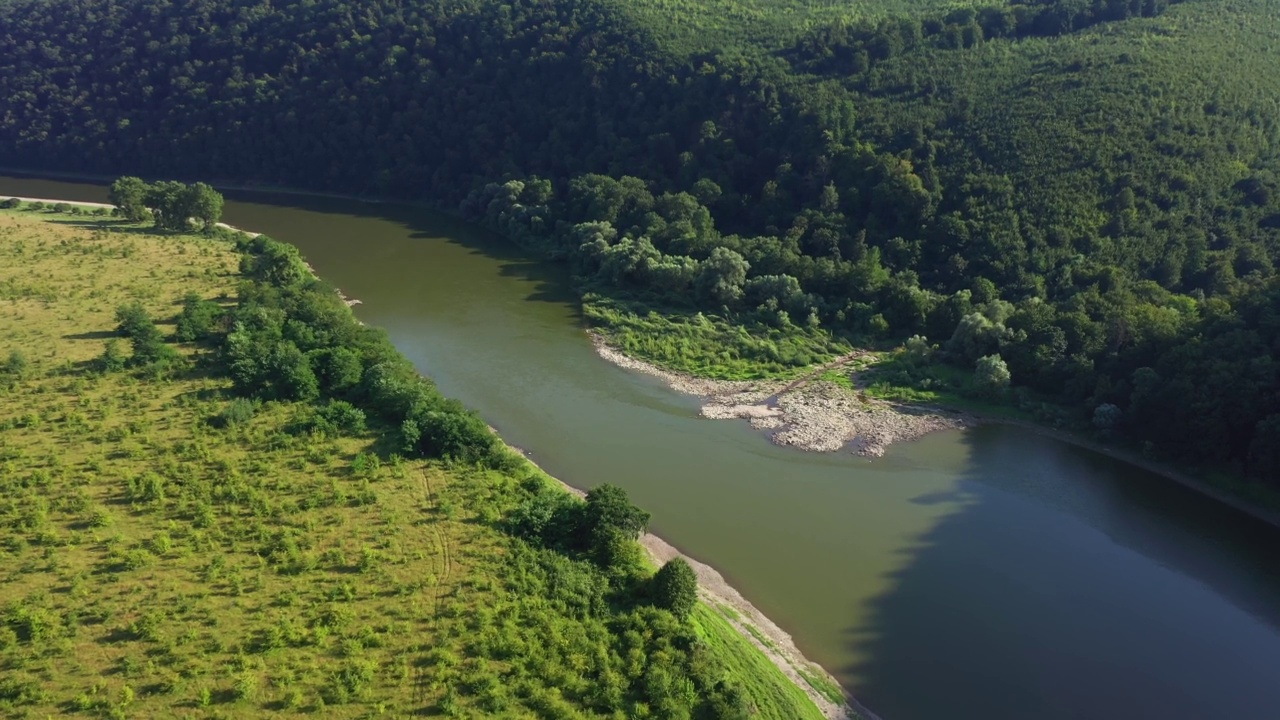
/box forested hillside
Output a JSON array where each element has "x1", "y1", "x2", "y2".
[{"x1": 1, "y1": 0, "x2": 1278, "y2": 485}]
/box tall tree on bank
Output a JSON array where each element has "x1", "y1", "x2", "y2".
[
  {"x1": 108, "y1": 177, "x2": 225, "y2": 232},
  {"x1": 107, "y1": 176, "x2": 150, "y2": 222}
]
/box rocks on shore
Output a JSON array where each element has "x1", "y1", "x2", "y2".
[{"x1": 592, "y1": 332, "x2": 968, "y2": 457}]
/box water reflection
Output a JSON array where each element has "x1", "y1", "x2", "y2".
[{"x1": 848, "y1": 426, "x2": 1280, "y2": 719}]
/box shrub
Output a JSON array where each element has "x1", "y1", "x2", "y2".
[
  {"x1": 129, "y1": 328, "x2": 180, "y2": 370},
  {"x1": 114, "y1": 302, "x2": 153, "y2": 339},
  {"x1": 174, "y1": 292, "x2": 225, "y2": 342},
  {"x1": 652, "y1": 558, "x2": 698, "y2": 619},
  {"x1": 324, "y1": 658, "x2": 377, "y2": 703},
  {"x1": 973, "y1": 354, "x2": 1011, "y2": 397},
  {"x1": 125, "y1": 471, "x2": 166, "y2": 503},
  {"x1": 3, "y1": 349, "x2": 29, "y2": 377},
  {"x1": 95, "y1": 339, "x2": 127, "y2": 373},
  {"x1": 1, "y1": 198, "x2": 20, "y2": 209},
  {"x1": 233, "y1": 672, "x2": 259, "y2": 701},
  {"x1": 217, "y1": 398, "x2": 256, "y2": 428},
  {"x1": 317, "y1": 400, "x2": 365, "y2": 435},
  {"x1": 52, "y1": 202, "x2": 72, "y2": 213}
]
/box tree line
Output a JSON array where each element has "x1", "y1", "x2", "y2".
[
  {"x1": 4, "y1": 0, "x2": 1279, "y2": 486},
  {"x1": 107, "y1": 176, "x2": 225, "y2": 231}
]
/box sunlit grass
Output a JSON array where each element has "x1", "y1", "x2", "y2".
[{"x1": 0, "y1": 210, "x2": 830, "y2": 718}]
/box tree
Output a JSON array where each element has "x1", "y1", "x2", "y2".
[
  {"x1": 974, "y1": 354, "x2": 1010, "y2": 397},
  {"x1": 108, "y1": 176, "x2": 151, "y2": 221},
  {"x1": 582, "y1": 484, "x2": 650, "y2": 543},
  {"x1": 652, "y1": 558, "x2": 698, "y2": 619},
  {"x1": 1092, "y1": 403, "x2": 1122, "y2": 436},
  {"x1": 146, "y1": 180, "x2": 190, "y2": 230},
  {"x1": 174, "y1": 293, "x2": 224, "y2": 342},
  {"x1": 114, "y1": 302, "x2": 154, "y2": 338},
  {"x1": 696, "y1": 247, "x2": 749, "y2": 306},
  {"x1": 184, "y1": 182, "x2": 224, "y2": 229},
  {"x1": 1248, "y1": 415, "x2": 1280, "y2": 484}
]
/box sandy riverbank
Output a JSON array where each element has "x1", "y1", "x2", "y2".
[
  {"x1": 594, "y1": 332, "x2": 1280, "y2": 530},
  {"x1": 2, "y1": 196, "x2": 261, "y2": 238},
  {"x1": 546, "y1": 475, "x2": 869, "y2": 720},
  {"x1": 593, "y1": 333, "x2": 968, "y2": 457}
]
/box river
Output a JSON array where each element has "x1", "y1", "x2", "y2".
[{"x1": 5, "y1": 174, "x2": 1280, "y2": 720}]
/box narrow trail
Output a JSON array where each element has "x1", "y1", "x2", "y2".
[
  {"x1": 766, "y1": 350, "x2": 873, "y2": 403},
  {"x1": 418, "y1": 467, "x2": 454, "y2": 614}
]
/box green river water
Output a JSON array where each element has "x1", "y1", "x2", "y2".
[{"x1": 5, "y1": 175, "x2": 1280, "y2": 720}]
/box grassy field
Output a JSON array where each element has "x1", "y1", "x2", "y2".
[{"x1": 0, "y1": 208, "x2": 827, "y2": 719}]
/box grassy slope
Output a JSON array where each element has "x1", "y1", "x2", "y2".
[{"x1": 0, "y1": 209, "x2": 824, "y2": 719}]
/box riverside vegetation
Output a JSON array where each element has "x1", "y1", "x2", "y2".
[
  {"x1": 1, "y1": 0, "x2": 1278, "y2": 483},
  {"x1": 0, "y1": 203, "x2": 832, "y2": 719}
]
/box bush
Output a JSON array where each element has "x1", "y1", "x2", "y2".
[
  {"x1": 52, "y1": 202, "x2": 72, "y2": 213},
  {"x1": 217, "y1": 398, "x2": 256, "y2": 428},
  {"x1": 408, "y1": 403, "x2": 498, "y2": 464},
  {"x1": 1, "y1": 198, "x2": 20, "y2": 209},
  {"x1": 973, "y1": 354, "x2": 1011, "y2": 397},
  {"x1": 129, "y1": 327, "x2": 180, "y2": 369},
  {"x1": 316, "y1": 400, "x2": 365, "y2": 435},
  {"x1": 125, "y1": 472, "x2": 166, "y2": 503},
  {"x1": 652, "y1": 558, "x2": 698, "y2": 619},
  {"x1": 114, "y1": 302, "x2": 153, "y2": 339},
  {"x1": 95, "y1": 339, "x2": 127, "y2": 373},
  {"x1": 3, "y1": 349, "x2": 29, "y2": 377},
  {"x1": 174, "y1": 292, "x2": 224, "y2": 342},
  {"x1": 324, "y1": 658, "x2": 377, "y2": 704}
]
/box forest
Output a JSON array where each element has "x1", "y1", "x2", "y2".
[{"x1": 0, "y1": 0, "x2": 1277, "y2": 485}]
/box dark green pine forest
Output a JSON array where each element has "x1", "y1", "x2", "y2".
[{"x1": 2, "y1": 0, "x2": 1279, "y2": 486}]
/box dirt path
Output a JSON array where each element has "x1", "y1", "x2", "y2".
[
  {"x1": 767, "y1": 350, "x2": 871, "y2": 400},
  {"x1": 3, "y1": 196, "x2": 260, "y2": 237}
]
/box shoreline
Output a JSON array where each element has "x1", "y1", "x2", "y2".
[
  {"x1": 979, "y1": 415, "x2": 1280, "y2": 530},
  {"x1": 3, "y1": 197, "x2": 376, "y2": 308},
  {"x1": 592, "y1": 332, "x2": 969, "y2": 457},
  {"x1": 4, "y1": 194, "x2": 861, "y2": 719},
  {"x1": 545, "y1": 468, "x2": 870, "y2": 720},
  {"x1": 593, "y1": 332, "x2": 1280, "y2": 531}
]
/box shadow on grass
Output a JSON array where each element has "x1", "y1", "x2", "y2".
[{"x1": 62, "y1": 330, "x2": 117, "y2": 341}]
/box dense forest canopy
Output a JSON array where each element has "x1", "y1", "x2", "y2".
[{"x1": 1, "y1": 0, "x2": 1279, "y2": 484}]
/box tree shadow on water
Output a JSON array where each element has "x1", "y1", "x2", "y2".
[
  {"x1": 218, "y1": 188, "x2": 580, "y2": 313},
  {"x1": 845, "y1": 424, "x2": 1280, "y2": 720}
]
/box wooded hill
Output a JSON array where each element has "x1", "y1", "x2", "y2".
[{"x1": 1, "y1": 0, "x2": 1278, "y2": 484}]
